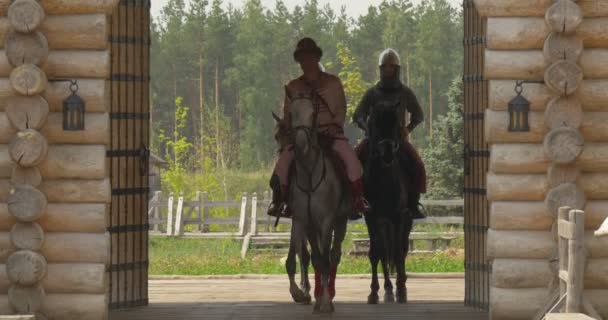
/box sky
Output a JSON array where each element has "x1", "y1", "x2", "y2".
[{"x1": 152, "y1": 0, "x2": 462, "y2": 19}]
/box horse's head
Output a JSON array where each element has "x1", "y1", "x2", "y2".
[
  {"x1": 287, "y1": 87, "x2": 317, "y2": 156},
  {"x1": 370, "y1": 106, "x2": 400, "y2": 166}
]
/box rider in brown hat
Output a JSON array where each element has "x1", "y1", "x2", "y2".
[{"x1": 268, "y1": 37, "x2": 371, "y2": 220}]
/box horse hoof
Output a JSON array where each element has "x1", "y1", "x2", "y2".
[
  {"x1": 319, "y1": 301, "x2": 334, "y2": 314},
  {"x1": 367, "y1": 294, "x2": 379, "y2": 304},
  {"x1": 302, "y1": 294, "x2": 312, "y2": 305},
  {"x1": 384, "y1": 291, "x2": 395, "y2": 303},
  {"x1": 397, "y1": 295, "x2": 407, "y2": 304},
  {"x1": 290, "y1": 287, "x2": 308, "y2": 304},
  {"x1": 313, "y1": 300, "x2": 321, "y2": 313}
]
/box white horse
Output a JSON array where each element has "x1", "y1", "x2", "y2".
[{"x1": 281, "y1": 88, "x2": 351, "y2": 314}]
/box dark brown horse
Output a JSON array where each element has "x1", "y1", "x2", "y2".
[{"x1": 362, "y1": 107, "x2": 414, "y2": 304}]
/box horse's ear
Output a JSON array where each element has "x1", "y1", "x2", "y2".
[{"x1": 271, "y1": 111, "x2": 282, "y2": 123}]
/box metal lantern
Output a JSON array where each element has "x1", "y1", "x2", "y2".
[
  {"x1": 508, "y1": 81, "x2": 530, "y2": 132},
  {"x1": 63, "y1": 80, "x2": 85, "y2": 131}
]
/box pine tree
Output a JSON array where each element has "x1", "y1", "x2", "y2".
[{"x1": 422, "y1": 76, "x2": 464, "y2": 199}]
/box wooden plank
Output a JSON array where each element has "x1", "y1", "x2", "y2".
[
  {"x1": 558, "y1": 219, "x2": 575, "y2": 240},
  {"x1": 250, "y1": 193, "x2": 258, "y2": 236},
  {"x1": 174, "y1": 194, "x2": 184, "y2": 236},
  {"x1": 566, "y1": 210, "x2": 586, "y2": 313},
  {"x1": 546, "y1": 314, "x2": 595, "y2": 320}
]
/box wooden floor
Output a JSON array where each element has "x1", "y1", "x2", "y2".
[{"x1": 110, "y1": 276, "x2": 488, "y2": 320}]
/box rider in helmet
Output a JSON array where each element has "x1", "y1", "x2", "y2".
[
  {"x1": 267, "y1": 37, "x2": 371, "y2": 220},
  {"x1": 353, "y1": 48, "x2": 427, "y2": 219}
]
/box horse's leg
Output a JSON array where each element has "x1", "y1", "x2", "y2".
[
  {"x1": 329, "y1": 217, "x2": 347, "y2": 301},
  {"x1": 309, "y1": 231, "x2": 323, "y2": 312},
  {"x1": 367, "y1": 219, "x2": 380, "y2": 304},
  {"x1": 287, "y1": 223, "x2": 306, "y2": 303},
  {"x1": 299, "y1": 240, "x2": 312, "y2": 303},
  {"x1": 381, "y1": 223, "x2": 394, "y2": 303},
  {"x1": 397, "y1": 219, "x2": 414, "y2": 303},
  {"x1": 317, "y1": 222, "x2": 334, "y2": 314}
]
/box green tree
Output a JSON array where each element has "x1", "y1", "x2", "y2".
[
  {"x1": 422, "y1": 77, "x2": 463, "y2": 199},
  {"x1": 336, "y1": 43, "x2": 369, "y2": 118},
  {"x1": 161, "y1": 97, "x2": 194, "y2": 194}
]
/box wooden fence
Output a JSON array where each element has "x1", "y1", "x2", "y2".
[
  {"x1": 148, "y1": 191, "x2": 464, "y2": 237},
  {"x1": 534, "y1": 207, "x2": 602, "y2": 320}
]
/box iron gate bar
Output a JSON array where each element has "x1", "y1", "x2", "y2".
[
  {"x1": 107, "y1": 224, "x2": 150, "y2": 234},
  {"x1": 110, "y1": 112, "x2": 150, "y2": 119},
  {"x1": 109, "y1": 261, "x2": 150, "y2": 272},
  {"x1": 108, "y1": 36, "x2": 152, "y2": 44},
  {"x1": 111, "y1": 74, "x2": 150, "y2": 82},
  {"x1": 464, "y1": 113, "x2": 484, "y2": 120}
]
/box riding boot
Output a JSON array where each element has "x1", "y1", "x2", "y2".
[
  {"x1": 314, "y1": 267, "x2": 322, "y2": 298},
  {"x1": 329, "y1": 265, "x2": 337, "y2": 298},
  {"x1": 408, "y1": 191, "x2": 426, "y2": 220},
  {"x1": 350, "y1": 178, "x2": 371, "y2": 220},
  {"x1": 267, "y1": 174, "x2": 291, "y2": 218}
]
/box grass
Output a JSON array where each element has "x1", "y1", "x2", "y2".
[{"x1": 149, "y1": 232, "x2": 465, "y2": 275}]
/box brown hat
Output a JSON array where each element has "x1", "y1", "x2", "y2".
[{"x1": 293, "y1": 37, "x2": 323, "y2": 62}]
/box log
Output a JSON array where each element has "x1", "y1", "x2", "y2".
[
  {"x1": 473, "y1": 0, "x2": 608, "y2": 17},
  {"x1": 0, "y1": 14, "x2": 108, "y2": 50},
  {"x1": 545, "y1": 0, "x2": 583, "y2": 34},
  {"x1": 485, "y1": 50, "x2": 545, "y2": 80},
  {"x1": 487, "y1": 17, "x2": 548, "y2": 50},
  {"x1": 548, "y1": 164, "x2": 581, "y2": 188},
  {"x1": 543, "y1": 32, "x2": 584, "y2": 64},
  {"x1": 0, "y1": 0, "x2": 120, "y2": 14},
  {"x1": 0, "y1": 263, "x2": 106, "y2": 294},
  {"x1": 9, "y1": 64, "x2": 46, "y2": 96},
  {"x1": 544, "y1": 96, "x2": 582, "y2": 130},
  {"x1": 10, "y1": 167, "x2": 41, "y2": 187},
  {"x1": 8, "y1": 284, "x2": 44, "y2": 313},
  {"x1": 7, "y1": 185, "x2": 47, "y2": 222},
  {"x1": 1, "y1": 179, "x2": 110, "y2": 204},
  {"x1": 491, "y1": 259, "x2": 552, "y2": 288},
  {"x1": 36, "y1": 145, "x2": 106, "y2": 179},
  {"x1": 7, "y1": 0, "x2": 45, "y2": 33},
  {"x1": 487, "y1": 17, "x2": 608, "y2": 50},
  {"x1": 5, "y1": 96, "x2": 49, "y2": 131},
  {"x1": 0, "y1": 294, "x2": 107, "y2": 320},
  {"x1": 39, "y1": 179, "x2": 110, "y2": 204},
  {"x1": 545, "y1": 183, "x2": 586, "y2": 218},
  {"x1": 543, "y1": 127, "x2": 584, "y2": 164},
  {"x1": 544, "y1": 60, "x2": 583, "y2": 96},
  {"x1": 490, "y1": 287, "x2": 548, "y2": 320},
  {"x1": 0, "y1": 232, "x2": 110, "y2": 264},
  {"x1": 489, "y1": 80, "x2": 608, "y2": 112},
  {"x1": 490, "y1": 287, "x2": 608, "y2": 320},
  {"x1": 6, "y1": 250, "x2": 46, "y2": 286},
  {"x1": 490, "y1": 143, "x2": 608, "y2": 174},
  {"x1": 9, "y1": 130, "x2": 48, "y2": 168},
  {"x1": 41, "y1": 233, "x2": 109, "y2": 264},
  {"x1": 485, "y1": 49, "x2": 608, "y2": 81},
  {"x1": 487, "y1": 229, "x2": 608, "y2": 259},
  {"x1": 0, "y1": 113, "x2": 110, "y2": 145},
  {"x1": 40, "y1": 113, "x2": 109, "y2": 145},
  {"x1": 580, "y1": 49, "x2": 608, "y2": 79},
  {"x1": 0, "y1": 203, "x2": 107, "y2": 233},
  {"x1": 487, "y1": 173, "x2": 547, "y2": 201},
  {"x1": 490, "y1": 201, "x2": 608, "y2": 231},
  {"x1": 487, "y1": 173, "x2": 608, "y2": 201},
  {"x1": 5, "y1": 31, "x2": 49, "y2": 67},
  {"x1": 485, "y1": 110, "x2": 608, "y2": 143},
  {"x1": 0, "y1": 79, "x2": 108, "y2": 113},
  {"x1": 0, "y1": 50, "x2": 109, "y2": 79},
  {"x1": 10, "y1": 222, "x2": 44, "y2": 250},
  {"x1": 35, "y1": 145, "x2": 106, "y2": 179}
]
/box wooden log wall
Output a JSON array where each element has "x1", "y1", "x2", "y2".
[
  {"x1": 0, "y1": 0, "x2": 119, "y2": 319},
  {"x1": 474, "y1": 0, "x2": 608, "y2": 318}
]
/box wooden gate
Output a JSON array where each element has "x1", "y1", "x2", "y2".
[
  {"x1": 108, "y1": 0, "x2": 151, "y2": 310},
  {"x1": 463, "y1": 0, "x2": 490, "y2": 311}
]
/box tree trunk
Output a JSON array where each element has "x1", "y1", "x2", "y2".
[
  {"x1": 428, "y1": 71, "x2": 433, "y2": 140},
  {"x1": 405, "y1": 51, "x2": 411, "y2": 85},
  {"x1": 199, "y1": 50, "x2": 205, "y2": 169},
  {"x1": 215, "y1": 57, "x2": 225, "y2": 170},
  {"x1": 172, "y1": 63, "x2": 177, "y2": 165}
]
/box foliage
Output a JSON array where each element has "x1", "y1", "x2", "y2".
[
  {"x1": 422, "y1": 76, "x2": 464, "y2": 199},
  {"x1": 336, "y1": 43, "x2": 369, "y2": 119},
  {"x1": 160, "y1": 97, "x2": 193, "y2": 194}
]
